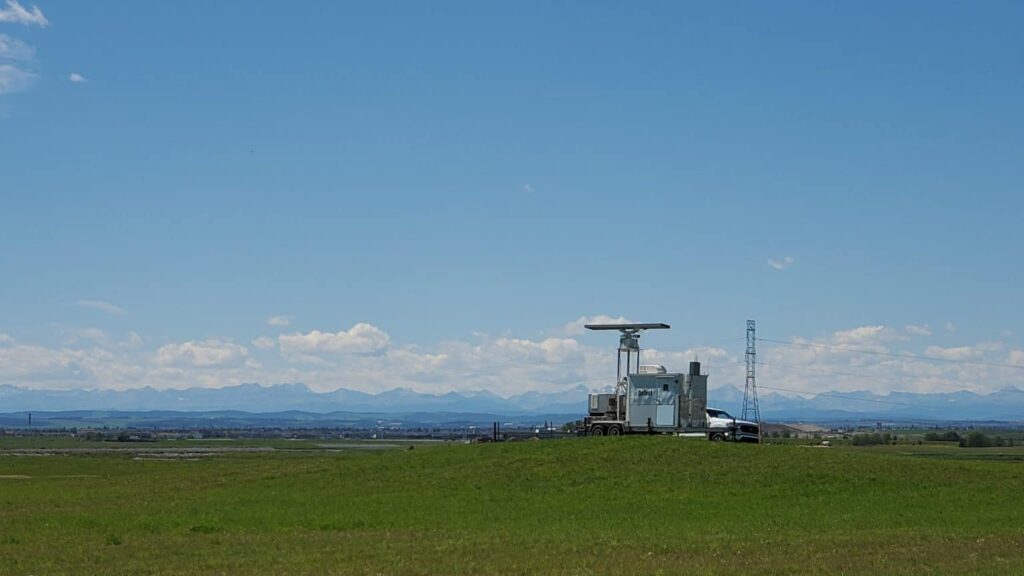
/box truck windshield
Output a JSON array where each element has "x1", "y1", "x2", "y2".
[{"x1": 708, "y1": 409, "x2": 733, "y2": 419}]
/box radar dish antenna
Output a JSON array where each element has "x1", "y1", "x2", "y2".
[{"x1": 585, "y1": 323, "x2": 670, "y2": 420}]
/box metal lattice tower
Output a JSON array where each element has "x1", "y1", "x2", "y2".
[{"x1": 741, "y1": 320, "x2": 761, "y2": 430}]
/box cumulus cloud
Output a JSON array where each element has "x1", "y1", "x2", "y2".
[
  {"x1": 561, "y1": 314, "x2": 635, "y2": 336},
  {"x1": 1, "y1": 318, "x2": 1020, "y2": 397},
  {"x1": 122, "y1": 332, "x2": 144, "y2": 349},
  {"x1": 752, "y1": 325, "x2": 1023, "y2": 395},
  {"x1": 68, "y1": 72, "x2": 86, "y2": 83},
  {"x1": 0, "y1": 33, "x2": 33, "y2": 60},
  {"x1": 831, "y1": 325, "x2": 902, "y2": 347},
  {"x1": 60, "y1": 327, "x2": 110, "y2": 346},
  {"x1": 155, "y1": 339, "x2": 249, "y2": 368},
  {"x1": 923, "y1": 342, "x2": 1003, "y2": 361},
  {"x1": 922, "y1": 345, "x2": 980, "y2": 361},
  {"x1": 767, "y1": 256, "x2": 794, "y2": 270},
  {"x1": 251, "y1": 336, "x2": 276, "y2": 350},
  {"x1": 492, "y1": 336, "x2": 582, "y2": 364},
  {"x1": 0, "y1": 1, "x2": 47, "y2": 26},
  {"x1": 0, "y1": 3, "x2": 46, "y2": 103},
  {"x1": 267, "y1": 315, "x2": 292, "y2": 327},
  {"x1": 905, "y1": 325, "x2": 932, "y2": 337},
  {"x1": 0, "y1": 62, "x2": 33, "y2": 94},
  {"x1": 76, "y1": 299, "x2": 126, "y2": 316},
  {"x1": 279, "y1": 323, "x2": 391, "y2": 361},
  {"x1": 0, "y1": 343, "x2": 75, "y2": 376}
]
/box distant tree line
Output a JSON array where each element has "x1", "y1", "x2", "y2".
[
  {"x1": 960, "y1": 431, "x2": 1014, "y2": 448},
  {"x1": 923, "y1": 431, "x2": 962, "y2": 442},
  {"x1": 923, "y1": 430, "x2": 1014, "y2": 447},
  {"x1": 851, "y1": 433, "x2": 895, "y2": 446}
]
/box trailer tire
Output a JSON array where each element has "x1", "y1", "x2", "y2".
[
  {"x1": 709, "y1": 432, "x2": 726, "y2": 442},
  {"x1": 589, "y1": 425, "x2": 605, "y2": 437},
  {"x1": 607, "y1": 425, "x2": 622, "y2": 436}
]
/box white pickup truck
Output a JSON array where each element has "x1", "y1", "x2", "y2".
[{"x1": 706, "y1": 408, "x2": 760, "y2": 442}]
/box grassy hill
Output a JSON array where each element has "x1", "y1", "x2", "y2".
[{"x1": 1, "y1": 437, "x2": 1022, "y2": 574}]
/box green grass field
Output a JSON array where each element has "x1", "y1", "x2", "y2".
[{"x1": 2, "y1": 437, "x2": 1022, "y2": 575}]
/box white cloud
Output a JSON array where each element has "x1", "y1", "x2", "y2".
[
  {"x1": 767, "y1": 256, "x2": 795, "y2": 270},
  {"x1": 905, "y1": 325, "x2": 932, "y2": 337},
  {"x1": 60, "y1": 327, "x2": 110, "y2": 345},
  {"x1": 0, "y1": 33, "x2": 33, "y2": 60},
  {"x1": 752, "y1": 325, "x2": 1023, "y2": 395},
  {"x1": 155, "y1": 339, "x2": 249, "y2": 368},
  {"x1": 923, "y1": 342, "x2": 1002, "y2": 361},
  {"x1": 58, "y1": 328, "x2": 142, "y2": 349},
  {"x1": 0, "y1": 1, "x2": 47, "y2": 26},
  {"x1": 122, "y1": 332, "x2": 144, "y2": 349},
  {"x1": 922, "y1": 345, "x2": 980, "y2": 361},
  {"x1": 251, "y1": 336, "x2": 276, "y2": 350},
  {"x1": 945, "y1": 322, "x2": 957, "y2": 333},
  {"x1": 1, "y1": 318, "x2": 1019, "y2": 398},
  {"x1": 0, "y1": 42, "x2": 33, "y2": 100},
  {"x1": 68, "y1": 72, "x2": 86, "y2": 83},
  {"x1": 279, "y1": 323, "x2": 391, "y2": 361},
  {"x1": 267, "y1": 315, "x2": 292, "y2": 327},
  {"x1": 76, "y1": 299, "x2": 126, "y2": 316},
  {"x1": 0, "y1": 344, "x2": 78, "y2": 377},
  {"x1": 0, "y1": 4, "x2": 46, "y2": 104},
  {"x1": 0, "y1": 62, "x2": 33, "y2": 94},
  {"x1": 640, "y1": 346, "x2": 732, "y2": 374},
  {"x1": 561, "y1": 314, "x2": 635, "y2": 336},
  {"x1": 831, "y1": 325, "x2": 901, "y2": 347},
  {"x1": 492, "y1": 336, "x2": 582, "y2": 364}
]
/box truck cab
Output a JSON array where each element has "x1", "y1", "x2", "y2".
[{"x1": 706, "y1": 408, "x2": 760, "y2": 442}]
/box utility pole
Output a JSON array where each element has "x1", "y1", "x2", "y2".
[{"x1": 742, "y1": 320, "x2": 762, "y2": 442}]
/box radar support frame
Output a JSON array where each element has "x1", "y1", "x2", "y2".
[{"x1": 584, "y1": 323, "x2": 670, "y2": 421}]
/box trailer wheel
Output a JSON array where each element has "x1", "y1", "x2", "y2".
[
  {"x1": 607, "y1": 425, "x2": 622, "y2": 436},
  {"x1": 709, "y1": 432, "x2": 726, "y2": 442},
  {"x1": 589, "y1": 425, "x2": 605, "y2": 437}
]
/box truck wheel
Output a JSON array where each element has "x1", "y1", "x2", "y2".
[
  {"x1": 607, "y1": 425, "x2": 622, "y2": 436},
  {"x1": 589, "y1": 425, "x2": 605, "y2": 437},
  {"x1": 709, "y1": 432, "x2": 726, "y2": 442}
]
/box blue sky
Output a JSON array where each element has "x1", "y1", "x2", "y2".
[{"x1": 1, "y1": 1, "x2": 1022, "y2": 396}]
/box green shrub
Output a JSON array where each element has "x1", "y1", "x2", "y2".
[
  {"x1": 961, "y1": 431, "x2": 994, "y2": 448},
  {"x1": 851, "y1": 433, "x2": 885, "y2": 446},
  {"x1": 924, "y1": 430, "x2": 962, "y2": 442}
]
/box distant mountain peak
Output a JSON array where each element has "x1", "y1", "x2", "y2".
[{"x1": 0, "y1": 383, "x2": 1021, "y2": 422}]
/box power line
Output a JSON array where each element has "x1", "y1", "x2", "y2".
[
  {"x1": 758, "y1": 337, "x2": 1024, "y2": 371},
  {"x1": 755, "y1": 384, "x2": 949, "y2": 410},
  {"x1": 710, "y1": 356, "x2": 1023, "y2": 420},
  {"x1": 704, "y1": 355, "x2": 1012, "y2": 390},
  {"x1": 755, "y1": 383, "x2": 1024, "y2": 421},
  {"x1": 754, "y1": 359, "x2": 994, "y2": 390}
]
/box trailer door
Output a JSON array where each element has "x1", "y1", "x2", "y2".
[{"x1": 656, "y1": 404, "x2": 675, "y2": 426}]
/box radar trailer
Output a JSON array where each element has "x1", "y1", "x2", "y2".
[{"x1": 582, "y1": 323, "x2": 759, "y2": 441}]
